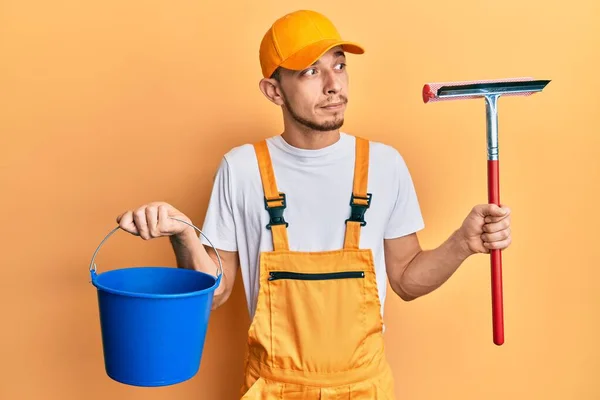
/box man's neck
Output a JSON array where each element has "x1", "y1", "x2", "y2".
[{"x1": 280, "y1": 127, "x2": 341, "y2": 150}]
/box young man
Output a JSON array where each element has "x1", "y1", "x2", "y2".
[{"x1": 116, "y1": 10, "x2": 512, "y2": 399}]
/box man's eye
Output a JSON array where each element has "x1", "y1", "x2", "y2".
[
  {"x1": 303, "y1": 68, "x2": 317, "y2": 76},
  {"x1": 335, "y1": 63, "x2": 346, "y2": 70}
]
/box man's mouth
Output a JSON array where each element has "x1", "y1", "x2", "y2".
[{"x1": 321, "y1": 101, "x2": 346, "y2": 109}]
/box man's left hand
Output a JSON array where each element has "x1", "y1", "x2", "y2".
[{"x1": 458, "y1": 204, "x2": 512, "y2": 256}]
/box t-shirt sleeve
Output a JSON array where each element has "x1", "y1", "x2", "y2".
[
  {"x1": 384, "y1": 150, "x2": 425, "y2": 239},
  {"x1": 199, "y1": 156, "x2": 238, "y2": 252}
]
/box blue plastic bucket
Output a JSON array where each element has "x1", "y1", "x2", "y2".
[{"x1": 89, "y1": 218, "x2": 223, "y2": 387}]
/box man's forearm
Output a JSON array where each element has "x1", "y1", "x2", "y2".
[
  {"x1": 169, "y1": 227, "x2": 218, "y2": 275},
  {"x1": 394, "y1": 230, "x2": 473, "y2": 300},
  {"x1": 169, "y1": 227, "x2": 233, "y2": 307}
]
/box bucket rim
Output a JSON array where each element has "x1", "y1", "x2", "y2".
[{"x1": 91, "y1": 266, "x2": 220, "y2": 299}]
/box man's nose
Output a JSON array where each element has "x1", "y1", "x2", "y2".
[{"x1": 323, "y1": 70, "x2": 342, "y2": 95}]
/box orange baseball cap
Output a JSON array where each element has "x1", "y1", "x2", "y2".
[{"x1": 259, "y1": 10, "x2": 365, "y2": 79}]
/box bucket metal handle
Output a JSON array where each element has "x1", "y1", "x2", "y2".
[{"x1": 88, "y1": 217, "x2": 224, "y2": 281}]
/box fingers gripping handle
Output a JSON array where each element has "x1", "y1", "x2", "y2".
[
  {"x1": 88, "y1": 217, "x2": 224, "y2": 282},
  {"x1": 488, "y1": 159, "x2": 505, "y2": 346}
]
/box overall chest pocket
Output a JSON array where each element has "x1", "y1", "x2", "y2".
[{"x1": 267, "y1": 269, "x2": 369, "y2": 373}]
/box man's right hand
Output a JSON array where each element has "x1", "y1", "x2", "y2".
[{"x1": 116, "y1": 202, "x2": 194, "y2": 240}]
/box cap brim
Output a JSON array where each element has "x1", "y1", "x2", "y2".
[{"x1": 279, "y1": 39, "x2": 365, "y2": 72}]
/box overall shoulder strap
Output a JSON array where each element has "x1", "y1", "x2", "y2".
[
  {"x1": 343, "y1": 136, "x2": 372, "y2": 250},
  {"x1": 253, "y1": 140, "x2": 289, "y2": 251}
]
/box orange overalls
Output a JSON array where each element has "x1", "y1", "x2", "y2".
[{"x1": 240, "y1": 136, "x2": 396, "y2": 399}]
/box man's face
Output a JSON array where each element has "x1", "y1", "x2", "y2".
[{"x1": 277, "y1": 46, "x2": 349, "y2": 132}]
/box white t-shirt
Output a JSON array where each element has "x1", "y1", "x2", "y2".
[{"x1": 200, "y1": 132, "x2": 425, "y2": 321}]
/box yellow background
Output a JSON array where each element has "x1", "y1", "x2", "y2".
[{"x1": 1, "y1": 0, "x2": 598, "y2": 399}]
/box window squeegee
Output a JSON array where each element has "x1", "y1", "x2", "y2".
[{"x1": 422, "y1": 77, "x2": 551, "y2": 345}]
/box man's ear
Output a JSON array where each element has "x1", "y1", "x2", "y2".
[{"x1": 259, "y1": 78, "x2": 285, "y2": 106}]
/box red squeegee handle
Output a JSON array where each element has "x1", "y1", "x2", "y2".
[{"x1": 488, "y1": 159, "x2": 504, "y2": 346}]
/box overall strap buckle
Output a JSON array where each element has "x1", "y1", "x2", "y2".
[
  {"x1": 345, "y1": 193, "x2": 372, "y2": 227},
  {"x1": 264, "y1": 193, "x2": 288, "y2": 230}
]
